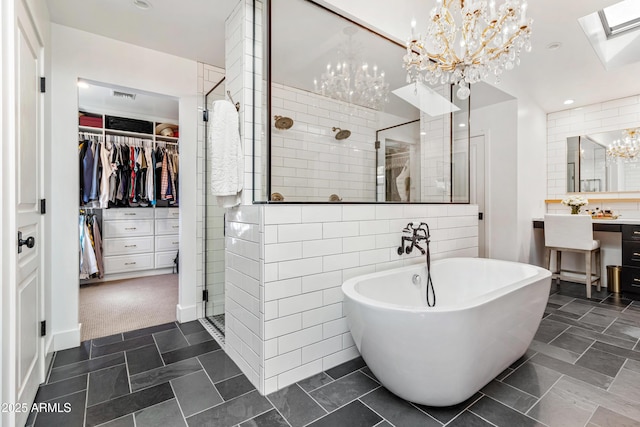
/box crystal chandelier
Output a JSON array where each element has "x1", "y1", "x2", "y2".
[
  {"x1": 314, "y1": 27, "x2": 389, "y2": 111},
  {"x1": 403, "y1": 0, "x2": 533, "y2": 99},
  {"x1": 607, "y1": 128, "x2": 640, "y2": 162}
]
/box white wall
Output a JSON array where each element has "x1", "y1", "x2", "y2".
[
  {"x1": 50, "y1": 24, "x2": 198, "y2": 350},
  {"x1": 470, "y1": 100, "x2": 518, "y2": 261}
]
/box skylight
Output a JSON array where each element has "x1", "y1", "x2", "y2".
[{"x1": 599, "y1": 0, "x2": 640, "y2": 38}]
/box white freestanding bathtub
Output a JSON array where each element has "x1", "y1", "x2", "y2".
[{"x1": 342, "y1": 257, "x2": 551, "y2": 406}]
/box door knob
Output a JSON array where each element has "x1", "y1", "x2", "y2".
[{"x1": 18, "y1": 231, "x2": 35, "y2": 253}]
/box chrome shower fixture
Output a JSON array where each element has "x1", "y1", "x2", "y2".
[
  {"x1": 332, "y1": 127, "x2": 351, "y2": 140},
  {"x1": 274, "y1": 115, "x2": 294, "y2": 130}
]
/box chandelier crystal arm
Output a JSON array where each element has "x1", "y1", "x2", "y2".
[{"x1": 404, "y1": 0, "x2": 533, "y2": 99}]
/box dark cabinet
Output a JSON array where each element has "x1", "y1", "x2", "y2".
[{"x1": 621, "y1": 225, "x2": 640, "y2": 294}]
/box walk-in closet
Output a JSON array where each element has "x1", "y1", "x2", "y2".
[{"x1": 78, "y1": 81, "x2": 181, "y2": 341}]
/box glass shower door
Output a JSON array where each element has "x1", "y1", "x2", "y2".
[{"x1": 204, "y1": 78, "x2": 227, "y2": 335}]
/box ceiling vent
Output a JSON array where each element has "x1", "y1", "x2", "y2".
[{"x1": 111, "y1": 90, "x2": 137, "y2": 101}]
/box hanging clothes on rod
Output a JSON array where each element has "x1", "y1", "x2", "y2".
[
  {"x1": 155, "y1": 142, "x2": 179, "y2": 206},
  {"x1": 79, "y1": 133, "x2": 105, "y2": 207},
  {"x1": 79, "y1": 209, "x2": 103, "y2": 279}
]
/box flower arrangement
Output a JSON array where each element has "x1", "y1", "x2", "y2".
[{"x1": 561, "y1": 195, "x2": 588, "y2": 214}]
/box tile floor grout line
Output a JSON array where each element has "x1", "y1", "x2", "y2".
[
  {"x1": 295, "y1": 377, "x2": 332, "y2": 414},
  {"x1": 212, "y1": 371, "x2": 245, "y2": 386},
  {"x1": 445, "y1": 408, "x2": 499, "y2": 427},
  {"x1": 604, "y1": 352, "x2": 628, "y2": 393},
  {"x1": 151, "y1": 331, "x2": 166, "y2": 367},
  {"x1": 412, "y1": 391, "x2": 484, "y2": 425},
  {"x1": 83, "y1": 373, "x2": 89, "y2": 427},
  {"x1": 168, "y1": 380, "x2": 189, "y2": 426},
  {"x1": 358, "y1": 367, "x2": 380, "y2": 384},
  {"x1": 124, "y1": 351, "x2": 133, "y2": 398},
  {"x1": 299, "y1": 388, "x2": 381, "y2": 427},
  {"x1": 523, "y1": 374, "x2": 565, "y2": 422},
  {"x1": 357, "y1": 397, "x2": 397, "y2": 427},
  {"x1": 263, "y1": 395, "x2": 293, "y2": 427},
  {"x1": 179, "y1": 357, "x2": 225, "y2": 419},
  {"x1": 297, "y1": 372, "x2": 338, "y2": 394},
  {"x1": 184, "y1": 386, "x2": 254, "y2": 420}
]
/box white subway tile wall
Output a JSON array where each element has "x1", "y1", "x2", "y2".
[
  {"x1": 225, "y1": 203, "x2": 477, "y2": 395},
  {"x1": 260, "y1": 203, "x2": 478, "y2": 393},
  {"x1": 547, "y1": 94, "x2": 640, "y2": 216},
  {"x1": 271, "y1": 84, "x2": 420, "y2": 202},
  {"x1": 225, "y1": 204, "x2": 263, "y2": 391}
]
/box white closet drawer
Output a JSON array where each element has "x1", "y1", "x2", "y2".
[
  {"x1": 104, "y1": 253, "x2": 154, "y2": 274},
  {"x1": 103, "y1": 219, "x2": 154, "y2": 238},
  {"x1": 156, "y1": 235, "x2": 179, "y2": 252},
  {"x1": 155, "y1": 251, "x2": 178, "y2": 268},
  {"x1": 155, "y1": 208, "x2": 180, "y2": 219},
  {"x1": 103, "y1": 208, "x2": 154, "y2": 220},
  {"x1": 103, "y1": 236, "x2": 154, "y2": 256},
  {"x1": 156, "y1": 219, "x2": 179, "y2": 235}
]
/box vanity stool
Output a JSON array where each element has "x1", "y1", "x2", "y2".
[{"x1": 544, "y1": 214, "x2": 601, "y2": 299}]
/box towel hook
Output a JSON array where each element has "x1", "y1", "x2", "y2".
[{"x1": 226, "y1": 90, "x2": 240, "y2": 112}]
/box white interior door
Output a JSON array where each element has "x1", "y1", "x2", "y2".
[
  {"x1": 13, "y1": 2, "x2": 45, "y2": 424},
  {"x1": 470, "y1": 135, "x2": 486, "y2": 257}
]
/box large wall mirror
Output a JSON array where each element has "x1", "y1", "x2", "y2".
[
  {"x1": 265, "y1": 0, "x2": 470, "y2": 203},
  {"x1": 567, "y1": 128, "x2": 640, "y2": 192}
]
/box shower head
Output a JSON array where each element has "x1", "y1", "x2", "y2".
[
  {"x1": 274, "y1": 115, "x2": 294, "y2": 130},
  {"x1": 332, "y1": 127, "x2": 351, "y2": 140}
]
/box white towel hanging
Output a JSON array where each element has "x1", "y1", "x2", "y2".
[{"x1": 209, "y1": 99, "x2": 243, "y2": 207}]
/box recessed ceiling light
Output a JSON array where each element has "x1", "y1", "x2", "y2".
[
  {"x1": 458, "y1": 123, "x2": 466, "y2": 128},
  {"x1": 546, "y1": 42, "x2": 562, "y2": 50},
  {"x1": 420, "y1": 131, "x2": 426, "y2": 135},
  {"x1": 77, "y1": 80, "x2": 89, "y2": 89},
  {"x1": 133, "y1": 0, "x2": 152, "y2": 10},
  {"x1": 564, "y1": 99, "x2": 575, "y2": 105}
]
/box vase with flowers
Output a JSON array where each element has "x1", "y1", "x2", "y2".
[{"x1": 561, "y1": 195, "x2": 588, "y2": 214}]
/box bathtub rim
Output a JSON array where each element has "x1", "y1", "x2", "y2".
[{"x1": 342, "y1": 257, "x2": 552, "y2": 313}]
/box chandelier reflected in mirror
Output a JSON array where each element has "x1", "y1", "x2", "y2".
[
  {"x1": 403, "y1": 0, "x2": 533, "y2": 99},
  {"x1": 607, "y1": 128, "x2": 640, "y2": 162},
  {"x1": 314, "y1": 26, "x2": 389, "y2": 111}
]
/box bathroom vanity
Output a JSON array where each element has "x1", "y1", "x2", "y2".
[{"x1": 533, "y1": 218, "x2": 640, "y2": 296}]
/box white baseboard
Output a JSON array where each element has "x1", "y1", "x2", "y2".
[
  {"x1": 52, "y1": 325, "x2": 81, "y2": 351},
  {"x1": 176, "y1": 304, "x2": 197, "y2": 323}
]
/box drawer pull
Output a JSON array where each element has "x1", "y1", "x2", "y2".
[
  {"x1": 124, "y1": 262, "x2": 137, "y2": 265},
  {"x1": 172, "y1": 225, "x2": 179, "y2": 229},
  {"x1": 124, "y1": 245, "x2": 137, "y2": 248},
  {"x1": 125, "y1": 227, "x2": 137, "y2": 230},
  {"x1": 172, "y1": 241, "x2": 178, "y2": 244},
  {"x1": 124, "y1": 213, "x2": 137, "y2": 216}
]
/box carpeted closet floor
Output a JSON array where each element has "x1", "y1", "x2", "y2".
[{"x1": 79, "y1": 274, "x2": 178, "y2": 341}]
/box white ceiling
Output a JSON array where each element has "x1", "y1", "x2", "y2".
[{"x1": 45, "y1": 0, "x2": 640, "y2": 113}]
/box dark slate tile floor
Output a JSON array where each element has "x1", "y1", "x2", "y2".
[{"x1": 27, "y1": 283, "x2": 640, "y2": 427}]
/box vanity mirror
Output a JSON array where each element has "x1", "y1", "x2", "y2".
[
  {"x1": 566, "y1": 127, "x2": 640, "y2": 192},
  {"x1": 265, "y1": 0, "x2": 470, "y2": 203}
]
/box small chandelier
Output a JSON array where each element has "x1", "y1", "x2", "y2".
[
  {"x1": 314, "y1": 27, "x2": 389, "y2": 111},
  {"x1": 607, "y1": 128, "x2": 640, "y2": 162},
  {"x1": 403, "y1": 0, "x2": 533, "y2": 99}
]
